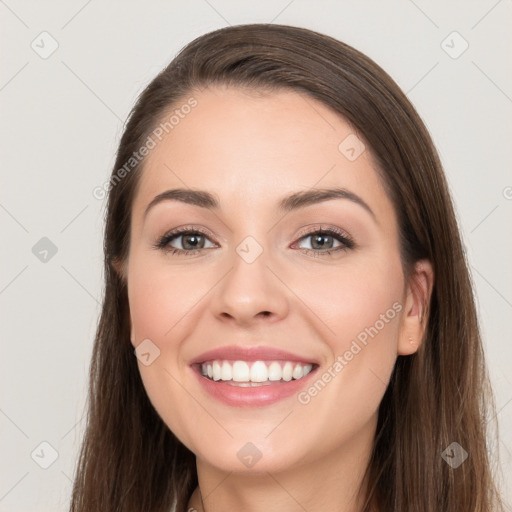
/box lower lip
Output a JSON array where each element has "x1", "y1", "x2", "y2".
[{"x1": 191, "y1": 365, "x2": 318, "y2": 407}]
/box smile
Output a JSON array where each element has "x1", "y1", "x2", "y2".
[
  {"x1": 191, "y1": 360, "x2": 319, "y2": 407},
  {"x1": 200, "y1": 359, "x2": 315, "y2": 385}
]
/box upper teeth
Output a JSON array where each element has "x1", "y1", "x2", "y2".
[{"x1": 201, "y1": 360, "x2": 314, "y2": 383}]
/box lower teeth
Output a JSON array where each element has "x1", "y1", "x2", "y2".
[
  {"x1": 206, "y1": 378, "x2": 292, "y2": 386},
  {"x1": 225, "y1": 381, "x2": 278, "y2": 387}
]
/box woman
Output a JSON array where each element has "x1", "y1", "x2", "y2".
[{"x1": 69, "y1": 23, "x2": 507, "y2": 512}]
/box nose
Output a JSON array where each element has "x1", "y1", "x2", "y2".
[{"x1": 211, "y1": 243, "x2": 290, "y2": 328}]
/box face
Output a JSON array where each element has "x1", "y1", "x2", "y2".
[{"x1": 124, "y1": 85, "x2": 413, "y2": 474}]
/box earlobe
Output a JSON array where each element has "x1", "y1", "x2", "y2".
[
  {"x1": 397, "y1": 259, "x2": 435, "y2": 356},
  {"x1": 111, "y1": 257, "x2": 127, "y2": 282}
]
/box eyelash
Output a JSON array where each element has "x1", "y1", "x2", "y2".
[{"x1": 153, "y1": 224, "x2": 355, "y2": 258}]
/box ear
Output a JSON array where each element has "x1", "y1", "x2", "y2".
[
  {"x1": 111, "y1": 257, "x2": 126, "y2": 281},
  {"x1": 397, "y1": 259, "x2": 434, "y2": 356}
]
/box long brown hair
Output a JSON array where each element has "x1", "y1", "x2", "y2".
[{"x1": 69, "y1": 23, "x2": 507, "y2": 512}]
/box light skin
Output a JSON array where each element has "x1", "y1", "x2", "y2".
[{"x1": 116, "y1": 85, "x2": 434, "y2": 512}]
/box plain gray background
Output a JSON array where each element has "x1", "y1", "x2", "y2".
[{"x1": 1, "y1": 1, "x2": 511, "y2": 510}]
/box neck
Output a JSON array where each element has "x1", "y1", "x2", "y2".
[{"x1": 187, "y1": 413, "x2": 378, "y2": 512}]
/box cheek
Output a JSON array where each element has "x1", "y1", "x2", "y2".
[
  {"x1": 126, "y1": 254, "x2": 200, "y2": 441},
  {"x1": 285, "y1": 259, "x2": 404, "y2": 449},
  {"x1": 297, "y1": 253, "x2": 404, "y2": 343},
  {"x1": 295, "y1": 253, "x2": 404, "y2": 402},
  {"x1": 126, "y1": 254, "x2": 194, "y2": 411},
  {"x1": 127, "y1": 254, "x2": 196, "y2": 345}
]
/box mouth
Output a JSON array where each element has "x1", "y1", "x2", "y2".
[
  {"x1": 192, "y1": 359, "x2": 319, "y2": 387},
  {"x1": 190, "y1": 358, "x2": 320, "y2": 407},
  {"x1": 188, "y1": 345, "x2": 321, "y2": 406}
]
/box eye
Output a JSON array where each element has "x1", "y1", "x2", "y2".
[
  {"x1": 292, "y1": 226, "x2": 355, "y2": 256},
  {"x1": 153, "y1": 224, "x2": 355, "y2": 258},
  {"x1": 154, "y1": 226, "x2": 217, "y2": 256}
]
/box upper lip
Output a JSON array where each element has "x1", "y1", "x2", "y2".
[{"x1": 189, "y1": 345, "x2": 319, "y2": 365}]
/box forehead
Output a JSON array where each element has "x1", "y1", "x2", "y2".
[{"x1": 132, "y1": 85, "x2": 396, "y2": 229}]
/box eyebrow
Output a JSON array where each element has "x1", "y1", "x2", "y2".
[{"x1": 143, "y1": 187, "x2": 377, "y2": 223}]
